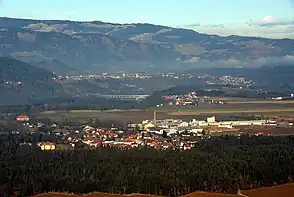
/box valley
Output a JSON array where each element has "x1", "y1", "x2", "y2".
[{"x1": 0, "y1": 14, "x2": 293, "y2": 197}]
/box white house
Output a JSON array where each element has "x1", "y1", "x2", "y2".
[
  {"x1": 190, "y1": 128, "x2": 203, "y2": 133},
  {"x1": 178, "y1": 121, "x2": 189, "y2": 127}
]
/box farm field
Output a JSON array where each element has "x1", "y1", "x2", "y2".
[
  {"x1": 208, "y1": 97, "x2": 257, "y2": 101},
  {"x1": 168, "y1": 108, "x2": 294, "y2": 116},
  {"x1": 32, "y1": 183, "x2": 294, "y2": 197},
  {"x1": 38, "y1": 110, "x2": 158, "y2": 124},
  {"x1": 206, "y1": 97, "x2": 294, "y2": 104},
  {"x1": 241, "y1": 183, "x2": 294, "y2": 197},
  {"x1": 39, "y1": 108, "x2": 294, "y2": 123},
  {"x1": 227, "y1": 100, "x2": 294, "y2": 104},
  {"x1": 38, "y1": 100, "x2": 294, "y2": 123}
]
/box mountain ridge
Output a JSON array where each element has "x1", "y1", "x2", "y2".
[
  {"x1": 2, "y1": 17, "x2": 291, "y2": 40},
  {"x1": 0, "y1": 17, "x2": 293, "y2": 73},
  {"x1": 0, "y1": 57, "x2": 66, "y2": 105}
]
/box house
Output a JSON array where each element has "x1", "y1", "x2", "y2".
[
  {"x1": 164, "y1": 128, "x2": 177, "y2": 136},
  {"x1": 16, "y1": 115, "x2": 30, "y2": 122},
  {"x1": 255, "y1": 132, "x2": 265, "y2": 136},
  {"x1": 178, "y1": 121, "x2": 189, "y2": 127},
  {"x1": 38, "y1": 142, "x2": 56, "y2": 151},
  {"x1": 127, "y1": 123, "x2": 143, "y2": 130},
  {"x1": 198, "y1": 121, "x2": 209, "y2": 127},
  {"x1": 90, "y1": 140, "x2": 103, "y2": 147},
  {"x1": 143, "y1": 122, "x2": 156, "y2": 130},
  {"x1": 161, "y1": 142, "x2": 172, "y2": 149},
  {"x1": 183, "y1": 144, "x2": 192, "y2": 150},
  {"x1": 190, "y1": 128, "x2": 203, "y2": 133},
  {"x1": 82, "y1": 136, "x2": 97, "y2": 145},
  {"x1": 83, "y1": 125, "x2": 95, "y2": 132},
  {"x1": 207, "y1": 116, "x2": 216, "y2": 123},
  {"x1": 142, "y1": 120, "x2": 150, "y2": 125}
]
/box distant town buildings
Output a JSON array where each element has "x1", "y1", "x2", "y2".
[
  {"x1": 14, "y1": 111, "x2": 282, "y2": 152},
  {"x1": 160, "y1": 92, "x2": 225, "y2": 107}
]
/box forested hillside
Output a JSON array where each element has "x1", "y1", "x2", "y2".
[
  {"x1": 1, "y1": 135, "x2": 294, "y2": 196},
  {"x1": 0, "y1": 57, "x2": 66, "y2": 105}
]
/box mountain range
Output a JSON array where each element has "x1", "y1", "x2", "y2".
[{"x1": 0, "y1": 17, "x2": 294, "y2": 73}]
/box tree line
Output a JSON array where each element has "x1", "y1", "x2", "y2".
[{"x1": 1, "y1": 134, "x2": 294, "y2": 196}]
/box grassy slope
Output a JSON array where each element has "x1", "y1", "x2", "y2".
[
  {"x1": 241, "y1": 183, "x2": 294, "y2": 197},
  {"x1": 32, "y1": 183, "x2": 294, "y2": 197}
]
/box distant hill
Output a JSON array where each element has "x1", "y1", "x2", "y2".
[
  {"x1": 186, "y1": 66, "x2": 294, "y2": 93},
  {"x1": 30, "y1": 59, "x2": 78, "y2": 75},
  {"x1": 0, "y1": 17, "x2": 293, "y2": 73},
  {"x1": 0, "y1": 57, "x2": 66, "y2": 105}
]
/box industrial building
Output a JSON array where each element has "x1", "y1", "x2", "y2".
[{"x1": 190, "y1": 116, "x2": 276, "y2": 127}]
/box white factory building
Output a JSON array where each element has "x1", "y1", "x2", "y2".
[{"x1": 190, "y1": 116, "x2": 276, "y2": 127}]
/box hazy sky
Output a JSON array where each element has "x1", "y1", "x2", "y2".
[{"x1": 0, "y1": 0, "x2": 294, "y2": 38}]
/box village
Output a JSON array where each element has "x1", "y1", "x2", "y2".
[
  {"x1": 12, "y1": 111, "x2": 293, "y2": 152},
  {"x1": 160, "y1": 92, "x2": 225, "y2": 107}
]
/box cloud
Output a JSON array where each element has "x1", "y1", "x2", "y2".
[
  {"x1": 194, "y1": 24, "x2": 294, "y2": 39},
  {"x1": 249, "y1": 16, "x2": 294, "y2": 28},
  {"x1": 206, "y1": 24, "x2": 225, "y2": 28},
  {"x1": 184, "y1": 23, "x2": 201, "y2": 28},
  {"x1": 183, "y1": 14, "x2": 294, "y2": 39},
  {"x1": 184, "y1": 15, "x2": 294, "y2": 39},
  {"x1": 184, "y1": 23, "x2": 224, "y2": 28}
]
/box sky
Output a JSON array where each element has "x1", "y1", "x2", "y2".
[{"x1": 0, "y1": 0, "x2": 294, "y2": 38}]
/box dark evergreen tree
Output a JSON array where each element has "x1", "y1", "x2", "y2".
[{"x1": 0, "y1": 135, "x2": 294, "y2": 196}]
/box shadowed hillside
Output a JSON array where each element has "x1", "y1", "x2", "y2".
[{"x1": 0, "y1": 57, "x2": 66, "y2": 105}]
